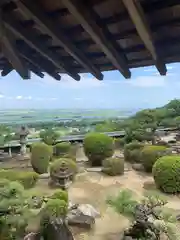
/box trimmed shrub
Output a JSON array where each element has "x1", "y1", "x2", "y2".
[
  {"x1": 83, "y1": 132, "x2": 114, "y2": 166},
  {"x1": 50, "y1": 190, "x2": 68, "y2": 203},
  {"x1": 141, "y1": 145, "x2": 167, "y2": 172},
  {"x1": 54, "y1": 142, "x2": 71, "y2": 157},
  {"x1": 102, "y1": 157, "x2": 124, "y2": 176},
  {"x1": 50, "y1": 158, "x2": 78, "y2": 180},
  {"x1": 152, "y1": 155, "x2": 180, "y2": 193},
  {"x1": 31, "y1": 142, "x2": 53, "y2": 174},
  {"x1": 124, "y1": 141, "x2": 143, "y2": 163},
  {"x1": 0, "y1": 170, "x2": 39, "y2": 188}
]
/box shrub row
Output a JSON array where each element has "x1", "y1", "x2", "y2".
[
  {"x1": 0, "y1": 170, "x2": 39, "y2": 188},
  {"x1": 124, "y1": 142, "x2": 168, "y2": 172}
]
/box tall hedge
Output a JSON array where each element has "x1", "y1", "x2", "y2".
[
  {"x1": 83, "y1": 132, "x2": 114, "y2": 166},
  {"x1": 54, "y1": 142, "x2": 71, "y2": 157},
  {"x1": 124, "y1": 141, "x2": 143, "y2": 163},
  {"x1": 152, "y1": 155, "x2": 180, "y2": 193},
  {"x1": 141, "y1": 145, "x2": 167, "y2": 172},
  {"x1": 31, "y1": 142, "x2": 53, "y2": 174}
]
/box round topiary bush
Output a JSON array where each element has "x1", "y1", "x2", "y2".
[
  {"x1": 83, "y1": 132, "x2": 114, "y2": 166},
  {"x1": 141, "y1": 145, "x2": 167, "y2": 172},
  {"x1": 152, "y1": 155, "x2": 180, "y2": 193},
  {"x1": 31, "y1": 142, "x2": 53, "y2": 174},
  {"x1": 50, "y1": 158, "x2": 78, "y2": 181},
  {"x1": 102, "y1": 157, "x2": 124, "y2": 176},
  {"x1": 54, "y1": 142, "x2": 71, "y2": 157},
  {"x1": 124, "y1": 141, "x2": 143, "y2": 163}
]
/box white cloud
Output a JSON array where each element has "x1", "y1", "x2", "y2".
[
  {"x1": 129, "y1": 76, "x2": 166, "y2": 88},
  {"x1": 24, "y1": 96, "x2": 32, "y2": 100},
  {"x1": 74, "y1": 97, "x2": 83, "y2": 101},
  {"x1": 0, "y1": 94, "x2": 4, "y2": 98},
  {"x1": 16, "y1": 95, "x2": 23, "y2": 100},
  {"x1": 49, "y1": 97, "x2": 58, "y2": 101},
  {"x1": 167, "y1": 66, "x2": 174, "y2": 70}
]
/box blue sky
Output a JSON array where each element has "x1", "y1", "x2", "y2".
[{"x1": 0, "y1": 63, "x2": 179, "y2": 109}]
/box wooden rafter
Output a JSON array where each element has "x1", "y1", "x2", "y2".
[
  {"x1": 18, "y1": 48, "x2": 61, "y2": 81},
  {"x1": 0, "y1": 10, "x2": 29, "y2": 79},
  {"x1": 2, "y1": 14, "x2": 80, "y2": 81},
  {"x1": 62, "y1": 0, "x2": 131, "y2": 79},
  {"x1": 122, "y1": 0, "x2": 167, "y2": 75},
  {"x1": 1, "y1": 63, "x2": 13, "y2": 76},
  {"x1": 16, "y1": 0, "x2": 103, "y2": 80}
]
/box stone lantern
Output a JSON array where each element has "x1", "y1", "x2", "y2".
[
  {"x1": 17, "y1": 126, "x2": 29, "y2": 156},
  {"x1": 53, "y1": 161, "x2": 73, "y2": 190}
]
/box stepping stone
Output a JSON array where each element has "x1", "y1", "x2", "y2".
[
  {"x1": 39, "y1": 173, "x2": 50, "y2": 179},
  {"x1": 86, "y1": 167, "x2": 102, "y2": 172}
]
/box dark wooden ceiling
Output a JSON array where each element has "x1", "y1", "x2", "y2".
[{"x1": 0, "y1": 0, "x2": 180, "y2": 80}]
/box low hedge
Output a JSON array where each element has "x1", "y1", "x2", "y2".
[
  {"x1": 102, "y1": 157, "x2": 124, "y2": 176},
  {"x1": 141, "y1": 145, "x2": 167, "y2": 172},
  {"x1": 124, "y1": 141, "x2": 144, "y2": 163},
  {"x1": 0, "y1": 170, "x2": 39, "y2": 189},
  {"x1": 152, "y1": 155, "x2": 180, "y2": 193}
]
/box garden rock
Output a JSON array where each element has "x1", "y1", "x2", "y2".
[{"x1": 132, "y1": 163, "x2": 144, "y2": 171}]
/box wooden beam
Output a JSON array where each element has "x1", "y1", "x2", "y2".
[
  {"x1": 16, "y1": 0, "x2": 103, "y2": 80},
  {"x1": 62, "y1": 0, "x2": 131, "y2": 79},
  {"x1": 17, "y1": 47, "x2": 62, "y2": 81},
  {"x1": 0, "y1": 11, "x2": 30, "y2": 79},
  {"x1": 122, "y1": 0, "x2": 167, "y2": 75},
  {"x1": 1, "y1": 63, "x2": 13, "y2": 76},
  {"x1": 2, "y1": 14, "x2": 80, "y2": 81},
  {"x1": 27, "y1": 62, "x2": 44, "y2": 78}
]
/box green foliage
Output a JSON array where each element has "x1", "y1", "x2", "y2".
[
  {"x1": 0, "y1": 181, "x2": 34, "y2": 239},
  {"x1": 54, "y1": 142, "x2": 71, "y2": 157},
  {"x1": 83, "y1": 132, "x2": 114, "y2": 166},
  {"x1": 102, "y1": 157, "x2": 124, "y2": 176},
  {"x1": 124, "y1": 141, "x2": 144, "y2": 163},
  {"x1": 40, "y1": 128, "x2": 60, "y2": 145},
  {"x1": 50, "y1": 158, "x2": 78, "y2": 179},
  {"x1": 106, "y1": 189, "x2": 138, "y2": 219},
  {"x1": 0, "y1": 170, "x2": 39, "y2": 188},
  {"x1": 42, "y1": 199, "x2": 68, "y2": 222},
  {"x1": 152, "y1": 155, "x2": 180, "y2": 193},
  {"x1": 141, "y1": 145, "x2": 167, "y2": 172},
  {"x1": 31, "y1": 142, "x2": 53, "y2": 174},
  {"x1": 107, "y1": 189, "x2": 179, "y2": 239},
  {"x1": 50, "y1": 190, "x2": 68, "y2": 203}
]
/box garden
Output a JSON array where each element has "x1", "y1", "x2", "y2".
[{"x1": 1, "y1": 131, "x2": 180, "y2": 240}]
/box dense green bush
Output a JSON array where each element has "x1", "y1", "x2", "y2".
[
  {"x1": 0, "y1": 170, "x2": 39, "y2": 188},
  {"x1": 152, "y1": 155, "x2": 180, "y2": 193},
  {"x1": 141, "y1": 145, "x2": 167, "y2": 172},
  {"x1": 50, "y1": 190, "x2": 68, "y2": 203},
  {"x1": 102, "y1": 157, "x2": 124, "y2": 176},
  {"x1": 54, "y1": 142, "x2": 71, "y2": 157},
  {"x1": 31, "y1": 142, "x2": 53, "y2": 174},
  {"x1": 50, "y1": 158, "x2": 78, "y2": 180},
  {"x1": 124, "y1": 141, "x2": 143, "y2": 163},
  {"x1": 83, "y1": 132, "x2": 114, "y2": 166}
]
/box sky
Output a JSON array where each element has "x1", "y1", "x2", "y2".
[{"x1": 0, "y1": 63, "x2": 179, "y2": 109}]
